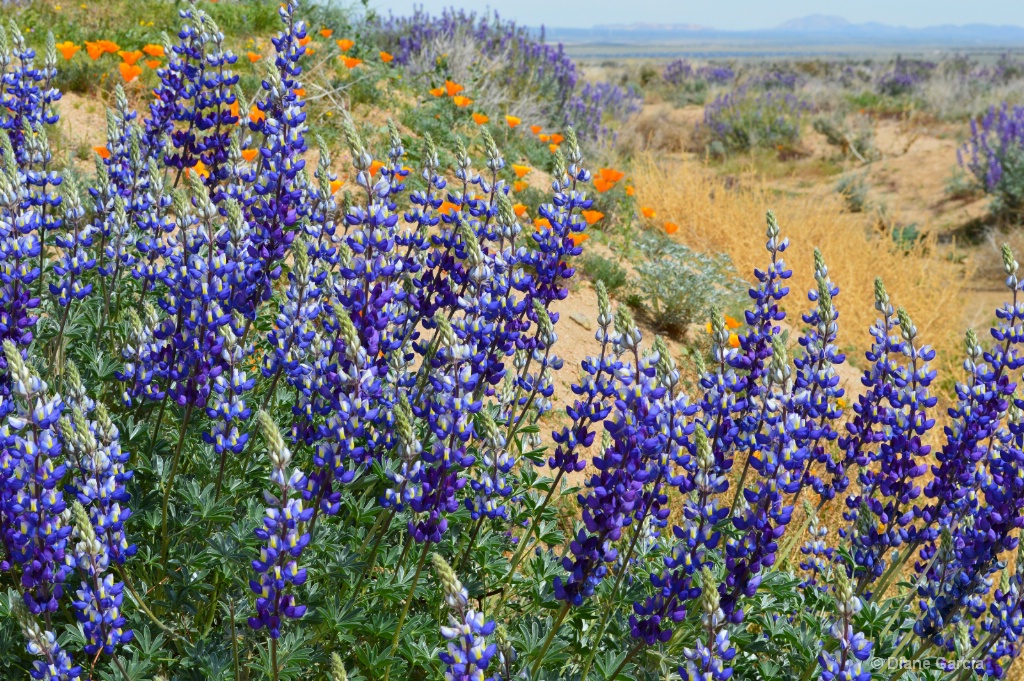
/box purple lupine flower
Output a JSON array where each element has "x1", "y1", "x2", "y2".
[
  {"x1": 799, "y1": 501, "x2": 832, "y2": 588},
  {"x1": 15, "y1": 601, "x2": 82, "y2": 681},
  {"x1": 680, "y1": 568, "x2": 736, "y2": 681},
  {"x1": 817, "y1": 568, "x2": 873, "y2": 681},
  {"x1": 49, "y1": 175, "x2": 95, "y2": 309},
  {"x1": 981, "y1": 543, "x2": 1024, "y2": 677},
  {"x1": 1, "y1": 339, "x2": 71, "y2": 615},
  {"x1": 433, "y1": 552, "x2": 502, "y2": 681},
  {"x1": 248, "y1": 410, "x2": 313, "y2": 638}
]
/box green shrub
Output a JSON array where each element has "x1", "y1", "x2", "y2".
[{"x1": 580, "y1": 253, "x2": 629, "y2": 294}]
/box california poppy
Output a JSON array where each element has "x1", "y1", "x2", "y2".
[
  {"x1": 641, "y1": 207, "x2": 656, "y2": 218},
  {"x1": 472, "y1": 113, "x2": 489, "y2": 125},
  {"x1": 118, "y1": 50, "x2": 143, "y2": 65},
  {"x1": 664, "y1": 222, "x2": 679, "y2": 235},
  {"x1": 368, "y1": 160, "x2": 385, "y2": 176},
  {"x1": 293, "y1": 88, "x2": 306, "y2": 97},
  {"x1": 725, "y1": 316, "x2": 741, "y2": 329},
  {"x1": 297, "y1": 36, "x2": 312, "y2": 47},
  {"x1": 429, "y1": 87, "x2": 445, "y2": 97},
  {"x1": 550, "y1": 133, "x2": 565, "y2": 145},
  {"x1": 511, "y1": 164, "x2": 531, "y2": 179},
  {"x1": 512, "y1": 203, "x2": 527, "y2": 217},
  {"x1": 599, "y1": 168, "x2": 624, "y2": 183},
  {"x1": 625, "y1": 185, "x2": 635, "y2": 196},
  {"x1": 228, "y1": 100, "x2": 240, "y2": 119},
  {"x1": 513, "y1": 181, "x2": 528, "y2": 193},
  {"x1": 319, "y1": 28, "x2": 333, "y2": 38},
  {"x1": 380, "y1": 51, "x2": 394, "y2": 63},
  {"x1": 85, "y1": 41, "x2": 105, "y2": 60},
  {"x1": 55, "y1": 41, "x2": 79, "y2": 60},
  {"x1": 439, "y1": 201, "x2": 459, "y2": 216},
  {"x1": 249, "y1": 105, "x2": 266, "y2": 124},
  {"x1": 548, "y1": 143, "x2": 559, "y2": 153},
  {"x1": 582, "y1": 210, "x2": 604, "y2": 225},
  {"x1": 452, "y1": 95, "x2": 472, "y2": 108},
  {"x1": 505, "y1": 115, "x2": 521, "y2": 128},
  {"x1": 336, "y1": 39, "x2": 354, "y2": 52},
  {"x1": 247, "y1": 51, "x2": 262, "y2": 63},
  {"x1": 186, "y1": 160, "x2": 210, "y2": 179},
  {"x1": 445, "y1": 80, "x2": 464, "y2": 96},
  {"x1": 593, "y1": 178, "x2": 614, "y2": 193},
  {"x1": 329, "y1": 179, "x2": 343, "y2": 194},
  {"x1": 99, "y1": 40, "x2": 120, "y2": 54},
  {"x1": 92, "y1": 146, "x2": 110, "y2": 159},
  {"x1": 145, "y1": 59, "x2": 162, "y2": 69},
  {"x1": 530, "y1": 125, "x2": 542, "y2": 135},
  {"x1": 728, "y1": 333, "x2": 740, "y2": 348},
  {"x1": 538, "y1": 134, "x2": 550, "y2": 143},
  {"x1": 341, "y1": 57, "x2": 362, "y2": 69},
  {"x1": 241, "y1": 149, "x2": 259, "y2": 163},
  {"x1": 533, "y1": 217, "x2": 552, "y2": 230},
  {"x1": 569, "y1": 233, "x2": 590, "y2": 246},
  {"x1": 119, "y1": 63, "x2": 142, "y2": 83},
  {"x1": 142, "y1": 44, "x2": 164, "y2": 58}
]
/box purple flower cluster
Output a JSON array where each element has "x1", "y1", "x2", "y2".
[
  {"x1": 702, "y1": 86, "x2": 810, "y2": 153},
  {"x1": 959, "y1": 103, "x2": 1024, "y2": 210}
]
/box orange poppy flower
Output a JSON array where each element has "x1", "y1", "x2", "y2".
[
  {"x1": 582, "y1": 210, "x2": 604, "y2": 225},
  {"x1": 329, "y1": 179, "x2": 344, "y2": 195},
  {"x1": 293, "y1": 88, "x2": 306, "y2": 97},
  {"x1": 725, "y1": 316, "x2": 741, "y2": 329},
  {"x1": 101, "y1": 40, "x2": 119, "y2": 54},
  {"x1": 92, "y1": 146, "x2": 110, "y2": 159},
  {"x1": 336, "y1": 39, "x2": 354, "y2": 52},
  {"x1": 550, "y1": 133, "x2": 565, "y2": 145},
  {"x1": 319, "y1": 28, "x2": 333, "y2": 38},
  {"x1": 429, "y1": 87, "x2": 445, "y2": 97},
  {"x1": 119, "y1": 50, "x2": 143, "y2": 65},
  {"x1": 599, "y1": 168, "x2": 625, "y2": 183},
  {"x1": 452, "y1": 95, "x2": 472, "y2": 108},
  {"x1": 145, "y1": 59, "x2": 161, "y2": 70},
  {"x1": 229, "y1": 100, "x2": 240, "y2": 119},
  {"x1": 513, "y1": 181, "x2": 528, "y2": 193},
  {"x1": 728, "y1": 333, "x2": 740, "y2": 348},
  {"x1": 249, "y1": 105, "x2": 266, "y2": 124},
  {"x1": 472, "y1": 113, "x2": 489, "y2": 125},
  {"x1": 569, "y1": 233, "x2": 590, "y2": 247},
  {"x1": 380, "y1": 51, "x2": 394, "y2": 63},
  {"x1": 306, "y1": 47, "x2": 316, "y2": 56},
  {"x1": 55, "y1": 41, "x2": 79, "y2": 60},
  {"x1": 625, "y1": 185, "x2": 635, "y2": 196},
  {"x1": 439, "y1": 200, "x2": 459, "y2": 216},
  {"x1": 369, "y1": 160, "x2": 385, "y2": 176},
  {"x1": 538, "y1": 134, "x2": 550, "y2": 143},
  {"x1": 341, "y1": 57, "x2": 362, "y2": 69},
  {"x1": 247, "y1": 51, "x2": 262, "y2": 63},
  {"x1": 534, "y1": 217, "x2": 552, "y2": 230},
  {"x1": 530, "y1": 125, "x2": 542, "y2": 135},
  {"x1": 641, "y1": 206, "x2": 656, "y2": 219},
  {"x1": 512, "y1": 203, "x2": 527, "y2": 217},
  {"x1": 548, "y1": 143, "x2": 559, "y2": 153},
  {"x1": 664, "y1": 222, "x2": 679, "y2": 234},
  {"x1": 512, "y1": 164, "x2": 531, "y2": 179},
  {"x1": 85, "y1": 41, "x2": 105, "y2": 60},
  {"x1": 445, "y1": 80, "x2": 464, "y2": 96},
  {"x1": 186, "y1": 160, "x2": 210, "y2": 179},
  {"x1": 593, "y1": 178, "x2": 614, "y2": 193},
  {"x1": 119, "y1": 63, "x2": 142, "y2": 83},
  {"x1": 297, "y1": 36, "x2": 312, "y2": 47},
  {"x1": 505, "y1": 115, "x2": 521, "y2": 128},
  {"x1": 142, "y1": 44, "x2": 164, "y2": 58},
  {"x1": 241, "y1": 149, "x2": 259, "y2": 163}
]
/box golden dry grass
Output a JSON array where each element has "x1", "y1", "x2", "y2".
[{"x1": 631, "y1": 156, "x2": 971, "y2": 369}]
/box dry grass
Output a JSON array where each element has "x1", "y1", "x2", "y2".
[{"x1": 632, "y1": 155, "x2": 971, "y2": 368}]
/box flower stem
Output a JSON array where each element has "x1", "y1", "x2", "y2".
[
  {"x1": 530, "y1": 601, "x2": 571, "y2": 678},
  {"x1": 383, "y1": 543, "x2": 430, "y2": 681},
  {"x1": 160, "y1": 403, "x2": 194, "y2": 564}
]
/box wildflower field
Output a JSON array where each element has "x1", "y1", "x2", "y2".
[{"x1": 3, "y1": 0, "x2": 1024, "y2": 679}]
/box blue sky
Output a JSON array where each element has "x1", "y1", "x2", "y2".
[{"x1": 368, "y1": 0, "x2": 1024, "y2": 30}]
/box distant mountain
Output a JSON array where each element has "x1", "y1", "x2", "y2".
[{"x1": 544, "y1": 14, "x2": 1024, "y2": 48}]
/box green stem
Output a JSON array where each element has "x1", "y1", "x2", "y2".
[
  {"x1": 230, "y1": 597, "x2": 239, "y2": 681},
  {"x1": 384, "y1": 544, "x2": 430, "y2": 681},
  {"x1": 578, "y1": 522, "x2": 645, "y2": 680},
  {"x1": 160, "y1": 403, "x2": 194, "y2": 564},
  {"x1": 345, "y1": 507, "x2": 397, "y2": 606},
  {"x1": 530, "y1": 601, "x2": 572, "y2": 678},
  {"x1": 114, "y1": 563, "x2": 180, "y2": 640},
  {"x1": 606, "y1": 642, "x2": 642, "y2": 680},
  {"x1": 457, "y1": 516, "x2": 484, "y2": 572},
  {"x1": 145, "y1": 394, "x2": 170, "y2": 461},
  {"x1": 270, "y1": 638, "x2": 279, "y2": 681}
]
